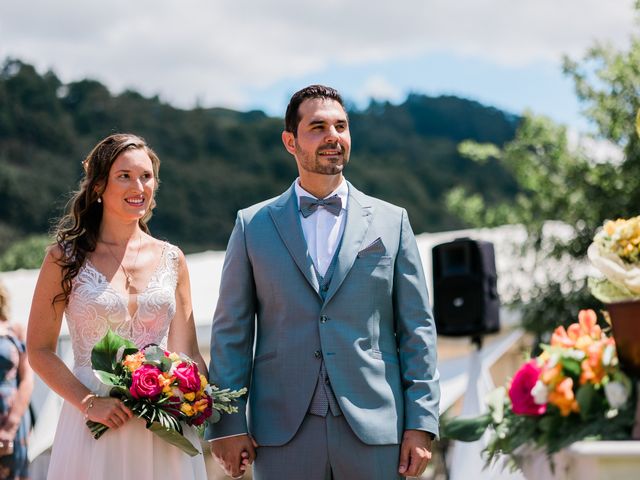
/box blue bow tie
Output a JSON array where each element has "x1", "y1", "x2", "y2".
[{"x1": 299, "y1": 195, "x2": 342, "y2": 218}]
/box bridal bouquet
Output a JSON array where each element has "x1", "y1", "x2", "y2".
[
  {"x1": 587, "y1": 215, "x2": 640, "y2": 303},
  {"x1": 442, "y1": 310, "x2": 635, "y2": 466},
  {"x1": 87, "y1": 330, "x2": 246, "y2": 456}
]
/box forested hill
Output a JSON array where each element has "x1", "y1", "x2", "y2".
[{"x1": 0, "y1": 59, "x2": 519, "y2": 252}]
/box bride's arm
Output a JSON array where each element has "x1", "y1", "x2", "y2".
[
  {"x1": 27, "y1": 247, "x2": 91, "y2": 410},
  {"x1": 168, "y1": 249, "x2": 208, "y2": 376},
  {"x1": 27, "y1": 247, "x2": 132, "y2": 428}
]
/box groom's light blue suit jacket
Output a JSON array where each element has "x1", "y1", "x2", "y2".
[{"x1": 206, "y1": 182, "x2": 440, "y2": 445}]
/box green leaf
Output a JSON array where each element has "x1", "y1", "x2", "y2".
[
  {"x1": 458, "y1": 140, "x2": 502, "y2": 164},
  {"x1": 576, "y1": 384, "x2": 597, "y2": 419},
  {"x1": 91, "y1": 330, "x2": 137, "y2": 373},
  {"x1": 109, "y1": 385, "x2": 132, "y2": 399},
  {"x1": 209, "y1": 409, "x2": 221, "y2": 424},
  {"x1": 147, "y1": 421, "x2": 200, "y2": 457},
  {"x1": 143, "y1": 345, "x2": 166, "y2": 363},
  {"x1": 93, "y1": 370, "x2": 121, "y2": 386},
  {"x1": 441, "y1": 413, "x2": 492, "y2": 442},
  {"x1": 588, "y1": 277, "x2": 639, "y2": 303},
  {"x1": 561, "y1": 358, "x2": 582, "y2": 379}
]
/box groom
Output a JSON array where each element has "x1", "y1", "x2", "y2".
[{"x1": 207, "y1": 85, "x2": 440, "y2": 479}]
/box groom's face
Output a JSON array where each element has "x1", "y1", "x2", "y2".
[{"x1": 284, "y1": 98, "x2": 351, "y2": 176}]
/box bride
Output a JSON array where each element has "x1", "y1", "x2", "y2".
[{"x1": 27, "y1": 133, "x2": 208, "y2": 479}]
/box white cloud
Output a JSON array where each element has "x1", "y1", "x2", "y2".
[
  {"x1": 358, "y1": 75, "x2": 404, "y2": 105},
  {"x1": 0, "y1": 0, "x2": 637, "y2": 110}
]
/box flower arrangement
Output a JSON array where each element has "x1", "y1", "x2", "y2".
[
  {"x1": 588, "y1": 215, "x2": 640, "y2": 303},
  {"x1": 87, "y1": 330, "x2": 246, "y2": 456},
  {"x1": 442, "y1": 310, "x2": 635, "y2": 466}
]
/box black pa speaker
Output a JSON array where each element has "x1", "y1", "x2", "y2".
[{"x1": 432, "y1": 238, "x2": 500, "y2": 337}]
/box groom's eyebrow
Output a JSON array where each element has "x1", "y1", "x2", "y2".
[{"x1": 308, "y1": 118, "x2": 347, "y2": 128}]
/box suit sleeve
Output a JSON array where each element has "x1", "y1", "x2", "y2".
[
  {"x1": 205, "y1": 211, "x2": 256, "y2": 440},
  {"x1": 393, "y1": 208, "x2": 440, "y2": 438}
]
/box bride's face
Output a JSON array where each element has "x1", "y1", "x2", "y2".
[{"x1": 101, "y1": 148, "x2": 156, "y2": 223}]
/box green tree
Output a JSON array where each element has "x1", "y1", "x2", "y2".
[
  {"x1": 0, "y1": 57, "x2": 521, "y2": 255},
  {"x1": 0, "y1": 234, "x2": 50, "y2": 271},
  {"x1": 446, "y1": 3, "x2": 640, "y2": 336}
]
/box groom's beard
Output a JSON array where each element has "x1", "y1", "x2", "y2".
[{"x1": 295, "y1": 142, "x2": 350, "y2": 175}]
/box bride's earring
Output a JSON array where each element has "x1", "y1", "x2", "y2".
[{"x1": 97, "y1": 197, "x2": 102, "y2": 203}]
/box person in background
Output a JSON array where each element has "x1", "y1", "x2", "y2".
[{"x1": 0, "y1": 281, "x2": 33, "y2": 480}]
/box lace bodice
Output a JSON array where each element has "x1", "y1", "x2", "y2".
[{"x1": 65, "y1": 243, "x2": 179, "y2": 367}]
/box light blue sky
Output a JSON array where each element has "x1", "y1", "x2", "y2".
[
  {"x1": 244, "y1": 52, "x2": 581, "y2": 127},
  {"x1": 1, "y1": 0, "x2": 636, "y2": 132}
]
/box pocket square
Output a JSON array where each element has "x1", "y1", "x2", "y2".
[{"x1": 358, "y1": 237, "x2": 385, "y2": 257}]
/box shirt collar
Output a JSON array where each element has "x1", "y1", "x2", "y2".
[{"x1": 294, "y1": 177, "x2": 349, "y2": 212}]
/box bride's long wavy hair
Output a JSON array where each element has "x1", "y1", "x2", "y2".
[{"x1": 53, "y1": 133, "x2": 160, "y2": 304}]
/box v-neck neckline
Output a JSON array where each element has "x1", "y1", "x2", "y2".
[{"x1": 84, "y1": 242, "x2": 167, "y2": 320}]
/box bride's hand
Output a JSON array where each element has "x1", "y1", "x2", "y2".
[{"x1": 83, "y1": 395, "x2": 134, "y2": 429}]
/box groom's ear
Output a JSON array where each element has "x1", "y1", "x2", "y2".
[{"x1": 282, "y1": 130, "x2": 296, "y2": 155}]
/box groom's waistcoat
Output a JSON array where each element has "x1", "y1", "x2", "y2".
[
  {"x1": 307, "y1": 245, "x2": 342, "y2": 417},
  {"x1": 207, "y1": 183, "x2": 440, "y2": 446}
]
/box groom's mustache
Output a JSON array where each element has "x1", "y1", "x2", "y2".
[{"x1": 317, "y1": 143, "x2": 344, "y2": 153}]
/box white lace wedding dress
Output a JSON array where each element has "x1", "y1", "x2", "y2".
[{"x1": 47, "y1": 243, "x2": 208, "y2": 480}]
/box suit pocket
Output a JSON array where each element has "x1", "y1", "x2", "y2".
[
  {"x1": 358, "y1": 237, "x2": 386, "y2": 257},
  {"x1": 254, "y1": 350, "x2": 277, "y2": 364},
  {"x1": 356, "y1": 255, "x2": 392, "y2": 267}
]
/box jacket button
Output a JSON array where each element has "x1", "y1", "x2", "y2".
[
  {"x1": 314, "y1": 350, "x2": 322, "y2": 359},
  {"x1": 320, "y1": 315, "x2": 328, "y2": 323}
]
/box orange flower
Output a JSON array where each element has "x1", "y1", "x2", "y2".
[
  {"x1": 548, "y1": 377, "x2": 580, "y2": 416},
  {"x1": 578, "y1": 309, "x2": 601, "y2": 339},
  {"x1": 123, "y1": 352, "x2": 145, "y2": 372},
  {"x1": 180, "y1": 403, "x2": 195, "y2": 416},
  {"x1": 551, "y1": 326, "x2": 576, "y2": 348},
  {"x1": 158, "y1": 372, "x2": 174, "y2": 394},
  {"x1": 580, "y1": 341, "x2": 606, "y2": 385},
  {"x1": 540, "y1": 363, "x2": 563, "y2": 387},
  {"x1": 575, "y1": 334, "x2": 594, "y2": 352},
  {"x1": 552, "y1": 310, "x2": 602, "y2": 350},
  {"x1": 193, "y1": 398, "x2": 209, "y2": 413}
]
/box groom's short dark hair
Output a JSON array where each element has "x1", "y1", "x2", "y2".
[{"x1": 284, "y1": 85, "x2": 346, "y2": 136}]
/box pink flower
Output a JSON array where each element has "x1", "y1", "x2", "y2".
[
  {"x1": 509, "y1": 360, "x2": 547, "y2": 416},
  {"x1": 130, "y1": 364, "x2": 163, "y2": 399},
  {"x1": 173, "y1": 362, "x2": 201, "y2": 393}
]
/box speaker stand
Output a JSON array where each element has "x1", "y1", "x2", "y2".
[
  {"x1": 448, "y1": 335, "x2": 499, "y2": 479},
  {"x1": 471, "y1": 334, "x2": 483, "y2": 350}
]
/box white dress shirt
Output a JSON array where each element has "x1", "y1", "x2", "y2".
[{"x1": 294, "y1": 178, "x2": 348, "y2": 276}]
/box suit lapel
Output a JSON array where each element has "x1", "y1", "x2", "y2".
[
  {"x1": 324, "y1": 183, "x2": 373, "y2": 305},
  {"x1": 268, "y1": 185, "x2": 321, "y2": 296}
]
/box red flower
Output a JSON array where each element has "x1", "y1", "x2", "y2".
[
  {"x1": 129, "y1": 364, "x2": 163, "y2": 399},
  {"x1": 173, "y1": 362, "x2": 201, "y2": 393},
  {"x1": 509, "y1": 360, "x2": 546, "y2": 416}
]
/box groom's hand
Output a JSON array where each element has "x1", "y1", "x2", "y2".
[
  {"x1": 398, "y1": 429, "x2": 432, "y2": 477},
  {"x1": 210, "y1": 434, "x2": 258, "y2": 478}
]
